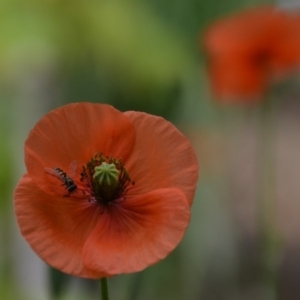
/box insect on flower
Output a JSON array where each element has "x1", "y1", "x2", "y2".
[{"x1": 45, "y1": 160, "x2": 78, "y2": 196}]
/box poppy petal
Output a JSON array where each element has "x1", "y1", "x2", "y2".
[
  {"x1": 124, "y1": 111, "x2": 198, "y2": 206},
  {"x1": 25, "y1": 103, "x2": 135, "y2": 196},
  {"x1": 82, "y1": 188, "x2": 190, "y2": 276},
  {"x1": 272, "y1": 13, "x2": 300, "y2": 73},
  {"x1": 208, "y1": 58, "x2": 267, "y2": 102},
  {"x1": 14, "y1": 174, "x2": 106, "y2": 278},
  {"x1": 203, "y1": 6, "x2": 300, "y2": 102}
]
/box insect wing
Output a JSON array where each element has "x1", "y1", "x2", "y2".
[
  {"x1": 44, "y1": 167, "x2": 62, "y2": 180},
  {"x1": 68, "y1": 160, "x2": 78, "y2": 178}
]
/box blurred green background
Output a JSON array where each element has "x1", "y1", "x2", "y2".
[{"x1": 5, "y1": 0, "x2": 300, "y2": 299}]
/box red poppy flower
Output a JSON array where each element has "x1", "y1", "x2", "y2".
[
  {"x1": 14, "y1": 103, "x2": 198, "y2": 278},
  {"x1": 203, "y1": 6, "x2": 300, "y2": 103}
]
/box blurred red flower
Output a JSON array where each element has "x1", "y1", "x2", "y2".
[
  {"x1": 14, "y1": 103, "x2": 198, "y2": 278},
  {"x1": 204, "y1": 6, "x2": 300, "y2": 103}
]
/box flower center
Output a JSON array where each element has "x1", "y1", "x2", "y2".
[{"x1": 80, "y1": 152, "x2": 134, "y2": 206}]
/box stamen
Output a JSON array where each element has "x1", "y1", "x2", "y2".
[{"x1": 80, "y1": 153, "x2": 134, "y2": 207}]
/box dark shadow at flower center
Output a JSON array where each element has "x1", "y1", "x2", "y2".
[{"x1": 80, "y1": 152, "x2": 135, "y2": 208}]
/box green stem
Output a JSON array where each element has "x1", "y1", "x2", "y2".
[
  {"x1": 258, "y1": 98, "x2": 281, "y2": 300},
  {"x1": 100, "y1": 278, "x2": 110, "y2": 300}
]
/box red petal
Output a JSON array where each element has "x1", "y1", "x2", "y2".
[
  {"x1": 204, "y1": 6, "x2": 277, "y2": 56},
  {"x1": 14, "y1": 174, "x2": 107, "y2": 278},
  {"x1": 124, "y1": 112, "x2": 199, "y2": 206},
  {"x1": 209, "y1": 58, "x2": 267, "y2": 102},
  {"x1": 272, "y1": 12, "x2": 300, "y2": 73},
  {"x1": 25, "y1": 103, "x2": 135, "y2": 196},
  {"x1": 82, "y1": 188, "x2": 190, "y2": 275},
  {"x1": 203, "y1": 6, "x2": 300, "y2": 102}
]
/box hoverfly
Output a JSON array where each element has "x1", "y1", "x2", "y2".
[{"x1": 45, "y1": 160, "x2": 78, "y2": 196}]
